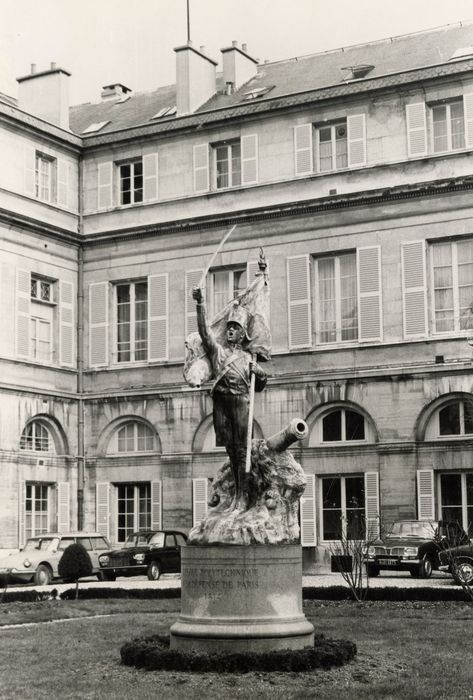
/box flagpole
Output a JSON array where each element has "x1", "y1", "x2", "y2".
[{"x1": 245, "y1": 353, "x2": 256, "y2": 473}]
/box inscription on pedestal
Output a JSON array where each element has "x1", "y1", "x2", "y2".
[{"x1": 185, "y1": 566, "x2": 260, "y2": 596}]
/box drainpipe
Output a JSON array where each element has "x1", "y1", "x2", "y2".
[{"x1": 77, "y1": 155, "x2": 85, "y2": 529}]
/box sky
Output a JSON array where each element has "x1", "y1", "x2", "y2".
[{"x1": 1, "y1": 0, "x2": 473, "y2": 105}]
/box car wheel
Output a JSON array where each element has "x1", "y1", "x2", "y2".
[
  {"x1": 34, "y1": 564, "x2": 52, "y2": 586},
  {"x1": 366, "y1": 564, "x2": 380, "y2": 577},
  {"x1": 453, "y1": 559, "x2": 473, "y2": 586},
  {"x1": 99, "y1": 571, "x2": 116, "y2": 582},
  {"x1": 418, "y1": 555, "x2": 433, "y2": 579},
  {"x1": 147, "y1": 561, "x2": 161, "y2": 581}
]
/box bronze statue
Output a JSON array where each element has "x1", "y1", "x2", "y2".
[{"x1": 192, "y1": 286, "x2": 267, "y2": 510}]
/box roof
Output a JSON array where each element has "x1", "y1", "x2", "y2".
[{"x1": 69, "y1": 21, "x2": 473, "y2": 137}]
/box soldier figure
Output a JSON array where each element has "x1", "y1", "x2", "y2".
[{"x1": 192, "y1": 286, "x2": 267, "y2": 510}]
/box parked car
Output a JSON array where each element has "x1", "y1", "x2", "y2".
[
  {"x1": 364, "y1": 520, "x2": 469, "y2": 578},
  {"x1": 0, "y1": 532, "x2": 111, "y2": 585},
  {"x1": 98, "y1": 530, "x2": 187, "y2": 581},
  {"x1": 438, "y1": 541, "x2": 473, "y2": 585}
]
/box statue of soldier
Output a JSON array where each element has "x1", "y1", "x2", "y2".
[{"x1": 192, "y1": 286, "x2": 267, "y2": 510}]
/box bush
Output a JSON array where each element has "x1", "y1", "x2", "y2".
[
  {"x1": 58, "y1": 543, "x2": 93, "y2": 599},
  {"x1": 120, "y1": 634, "x2": 357, "y2": 673}
]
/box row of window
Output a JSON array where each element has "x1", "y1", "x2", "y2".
[
  {"x1": 85, "y1": 238, "x2": 473, "y2": 369},
  {"x1": 19, "y1": 398, "x2": 473, "y2": 457},
  {"x1": 22, "y1": 467, "x2": 473, "y2": 547},
  {"x1": 91, "y1": 95, "x2": 473, "y2": 210}
]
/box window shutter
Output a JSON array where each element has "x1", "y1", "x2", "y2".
[
  {"x1": 98, "y1": 162, "x2": 113, "y2": 210},
  {"x1": 57, "y1": 482, "x2": 70, "y2": 533},
  {"x1": 185, "y1": 269, "x2": 204, "y2": 336},
  {"x1": 287, "y1": 255, "x2": 312, "y2": 349},
  {"x1": 192, "y1": 478, "x2": 208, "y2": 527},
  {"x1": 357, "y1": 246, "x2": 382, "y2": 342},
  {"x1": 24, "y1": 147, "x2": 35, "y2": 196},
  {"x1": 148, "y1": 273, "x2": 168, "y2": 361},
  {"x1": 193, "y1": 144, "x2": 209, "y2": 192},
  {"x1": 300, "y1": 473, "x2": 316, "y2": 546},
  {"x1": 247, "y1": 260, "x2": 260, "y2": 283},
  {"x1": 463, "y1": 93, "x2": 473, "y2": 148},
  {"x1": 151, "y1": 481, "x2": 162, "y2": 530},
  {"x1": 16, "y1": 268, "x2": 30, "y2": 359},
  {"x1": 143, "y1": 153, "x2": 159, "y2": 201},
  {"x1": 57, "y1": 159, "x2": 68, "y2": 207},
  {"x1": 294, "y1": 124, "x2": 313, "y2": 176},
  {"x1": 347, "y1": 114, "x2": 366, "y2": 167},
  {"x1": 406, "y1": 103, "x2": 427, "y2": 157},
  {"x1": 59, "y1": 280, "x2": 74, "y2": 367},
  {"x1": 18, "y1": 481, "x2": 26, "y2": 548},
  {"x1": 364, "y1": 472, "x2": 380, "y2": 540},
  {"x1": 96, "y1": 482, "x2": 110, "y2": 539},
  {"x1": 401, "y1": 241, "x2": 427, "y2": 338},
  {"x1": 241, "y1": 134, "x2": 258, "y2": 184},
  {"x1": 417, "y1": 469, "x2": 435, "y2": 520},
  {"x1": 89, "y1": 282, "x2": 109, "y2": 368}
]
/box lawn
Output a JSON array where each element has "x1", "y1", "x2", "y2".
[{"x1": 0, "y1": 598, "x2": 472, "y2": 699}]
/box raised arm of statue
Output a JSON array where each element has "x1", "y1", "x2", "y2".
[{"x1": 192, "y1": 286, "x2": 217, "y2": 357}]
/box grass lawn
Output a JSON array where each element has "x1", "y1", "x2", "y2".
[{"x1": 0, "y1": 598, "x2": 472, "y2": 699}]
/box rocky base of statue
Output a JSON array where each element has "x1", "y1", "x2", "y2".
[{"x1": 189, "y1": 420, "x2": 308, "y2": 546}]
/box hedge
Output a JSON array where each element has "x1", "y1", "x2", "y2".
[{"x1": 120, "y1": 633, "x2": 357, "y2": 673}]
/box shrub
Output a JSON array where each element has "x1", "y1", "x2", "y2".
[
  {"x1": 120, "y1": 634, "x2": 357, "y2": 673},
  {"x1": 58, "y1": 543, "x2": 93, "y2": 599}
]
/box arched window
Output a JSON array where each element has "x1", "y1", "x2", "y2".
[
  {"x1": 114, "y1": 421, "x2": 155, "y2": 453},
  {"x1": 202, "y1": 426, "x2": 225, "y2": 452},
  {"x1": 425, "y1": 398, "x2": 473, "y2": 439},
  {"x1": 307, "y1": 403, "x2": 375, "y2": 447},
  {"x1": 321, "y1": 408, "x2": 365, "y2": 442},
  {"x1": 20, "y1": 421, "x2": 51, "y2": 452}
]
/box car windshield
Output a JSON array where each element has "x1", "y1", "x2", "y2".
[
  {"x1": 149, "y1": 533, "x2": 165, "y2": 547},
  {"x1": 123, "y1": 536, "x2": 137, "y2": 548},
  {"x1": 23, "y1": 538, "x2": 57, "y2": 551},
  {"x1": 389, "y1": 522, "x2": 437, "y2": 538}
]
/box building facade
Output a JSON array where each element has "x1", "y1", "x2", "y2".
[{"x1": 1, "y1": 22, "x2": 473, "y2": 565}]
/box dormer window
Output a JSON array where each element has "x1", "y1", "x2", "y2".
[
  {"x1": 241, "y1": 85, "x2": 274, "y2": 101},
  {"x1": 341, "y1": 64, "x2": 374, "y2": 80},
  {"x1": 151, "y1": 106, "x2": 177, "y2": 119},
  {"x1": 81, "y1": 121, "x2": 110, "y2": 134}
]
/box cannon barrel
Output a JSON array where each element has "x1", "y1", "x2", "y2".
[{"x1": 266, "y1": 418, "x2": 308, "y2": 453}]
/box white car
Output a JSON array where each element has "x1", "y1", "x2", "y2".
[{"x1": 0, "y1": 532, "x2": 111, "y2": 585}]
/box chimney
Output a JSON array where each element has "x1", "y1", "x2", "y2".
[
  {"x1": 174, "y1": 40, "x2": 217, "y2": 115},
  {"x1": 221, "y1": 41, "x2": 258, "y2": 92},
  {"x1": 101, "y1": 83, "x2": 132, "y2": 101},
  {"x1": 17, "y1": 63, "x2": 71, "y2": 129}
]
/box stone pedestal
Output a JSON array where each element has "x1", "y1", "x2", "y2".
[{"x1": 170, "y1": 544, "x2": 314, "y2": 652}]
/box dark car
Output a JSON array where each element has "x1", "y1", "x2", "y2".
[
  {"x1": 97, "y1": 530, "x2": 187, "y2": 581},
  {"x1": 364, "y1": 520, "x2": 469, "y2": 578},
  {"x1": 438, "y1": 542, "x2": 473, "y2": 585}
]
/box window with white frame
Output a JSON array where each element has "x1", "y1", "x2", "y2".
[
  {"x1": 119, "y1": 160, "x2": 143, "y2": 205},
  {"x1": 116, "y1": 483, "x2": 151, "y2": 542},
  {"x1": 431, "y1": 239, "x2": 473, "y2": 334},
  {"x1": 30, "y1": 317, "x2": 51, "y2": 362},
  {"x1": 438, "y1": 472, "x2": 473, "y2": 536},
  {"x1": 25, "y1": 483, "x2": 50, "y2": 538},
  {"x1": 431, "y1": 100, "x2": 465, "y2": 153},
  {"x1": 115, "y1": 421, "x2": 155, "y2": 453},
  {"x1": 31, "y1": 276, "x2": 53, "y2": 303},
  {"x1": 322, "y1": 408, "x2": 366, "y2": 442},
  {"x1": 315, "y1": 252, "x2": 358, "y2": 344},
  {"x1": 35, "y1": 152, "x2": 56, "y2": 202},
  {"x1": 116, "y1": 281, "x2": 148, "y2": 362},
  {"x1": 20, "y1": 421, "x2": 51, "y2": 452},
  {"x1": 321, "y1": 475, "x2": 365, "y2": 540},
  {"x1": 316, "y1": 122, "x2": 348, "y2": 172},
  {"x1": 209, "y1": 266, "x2": 247, "y2": 317},
  {"x1": 437, "y1": 400, "x2": 473, "y2": 437},
  {"x1": 214, "y1": 141, "x2": 241, "y2": 189}
]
